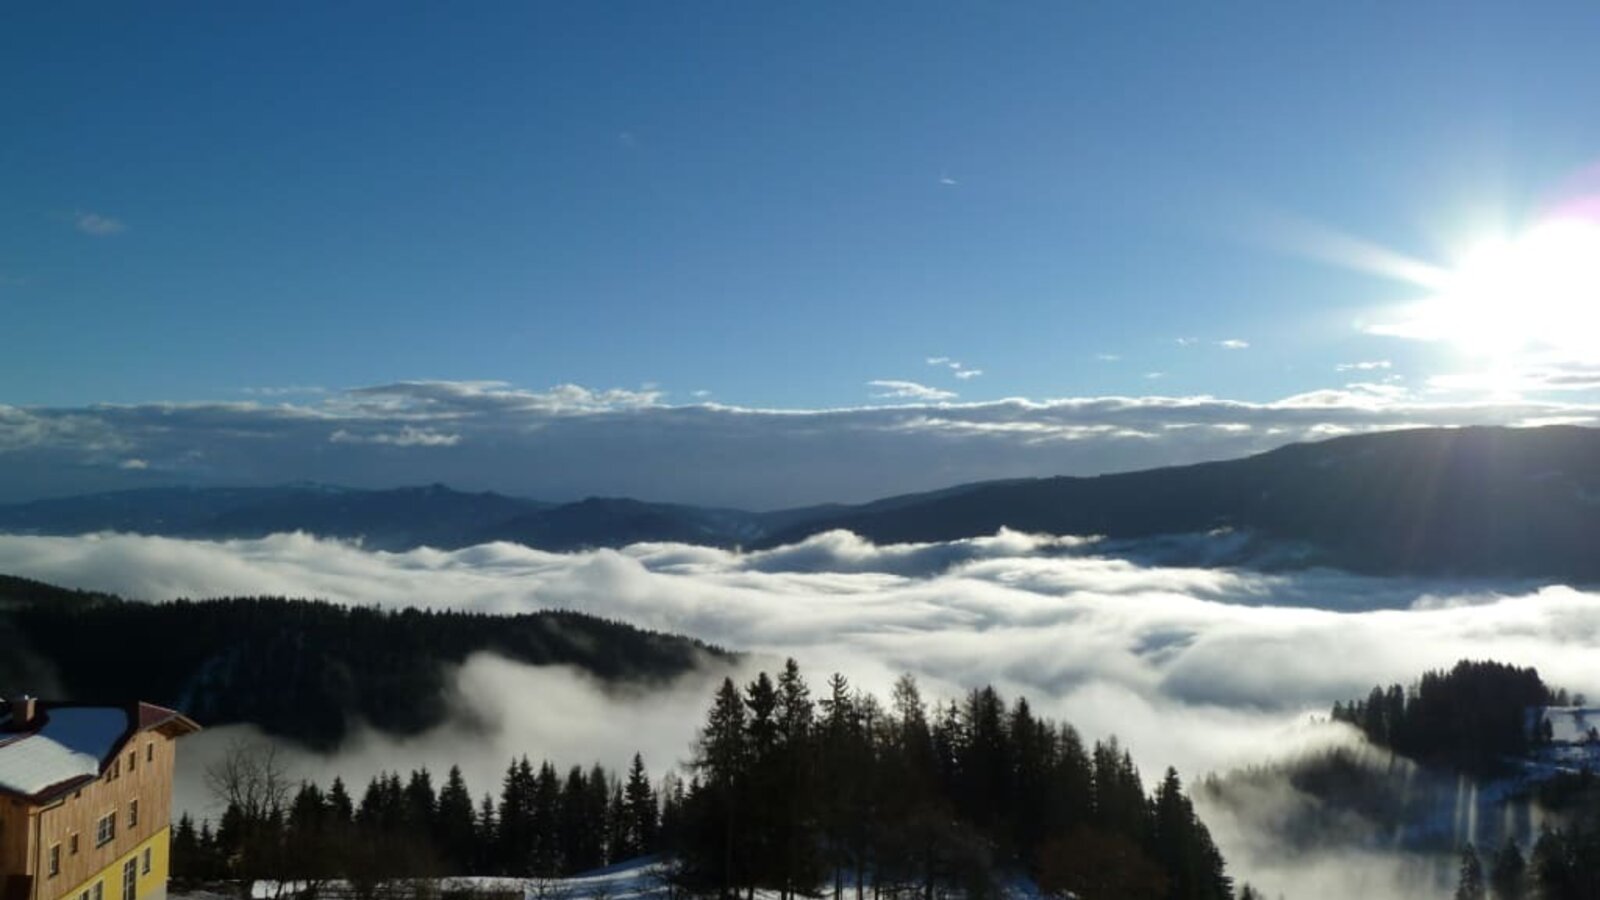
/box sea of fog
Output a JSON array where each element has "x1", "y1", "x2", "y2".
[{"x1": 4, "y1": 527, "x2": 1599, "y2": 899}]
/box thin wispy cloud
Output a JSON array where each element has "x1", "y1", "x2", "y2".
[
  {"x1": 926, "y1": 356, "x2": 982, "y2": 378},
  {"x1": 1218, "y1": 339, "x2": 1251, "y2": 350},
  {"x1": 329, "y1": 426, "x2": 462, "y2": 447},
  {"x1": 1096, "y1": 353, "x2": 1122, "y2": 362},
  {"x1": 73, "y1": 211, "x2": 126, "y2": 236},
  {"x1": 1336, "y1": 360, "x2": 1392, "y2": 372},
  {"x1": 241, "y1": 385, "x2": 328, "y2": 397},
  {"x1": 1175, "y1": 337, "x2": 1198, "y2": 347},
  {"x1": 867, "y1": 379, "x2": 958, "y2": 401}
]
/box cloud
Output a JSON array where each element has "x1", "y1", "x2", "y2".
[
  {"x1": 118, "y1": 458, "x2": 149, "y2": 470},
  {"x1": 73, "y1": 212, "x2": 125, "y2": 236},
  {"x1": 241, "y1": 386, "x2": 328, "y2": 397},
  {"x1": 1176, "y1": 338, "x2": 1198, "y2": 347},
  {"x1": 329, "y1": 426, "x2": 462, "y2": 447},
  {"x1": 344, "y1": 380, "x2": 662, "y2": 415},
  {"x1": 1218, "y1": 339, "x2": 1250, "y2": 350},
  {"x1": 1095, "y1": 354, "x2": 1122, "y2": 362},
  {"x1": 9, "y1": 381, "x2": 1600, "y2": 508},
  {"x1": 6, "y1": 529, "x2": 1599, "y2": 898},
  {"x1": 925, "y1": 357, "x2": 981, "y2": 378},
  {"x1": 866, "y1": 380, "x2": 957, "y2": 401},
  {"x1": 1336, "y1": 360, "x2": 1392, "y2": 372}
]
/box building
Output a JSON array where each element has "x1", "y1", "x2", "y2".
[{"x1": 0, "y1": 700, "x2": 200, "y2": 900}]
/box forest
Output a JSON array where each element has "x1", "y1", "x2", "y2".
[
  {"x1": 1451, "y1": 822, "x2": 1600, "y2": 900},
  {"x1": 1331, "y1": 660, "x2": 1556, "y2": 774},
  {"x1": 176, "y1": 660, "x2": 1243, "y2": 900},
  {"x1": 0, "y1": 579, "x2": 725, "y2": 748}
]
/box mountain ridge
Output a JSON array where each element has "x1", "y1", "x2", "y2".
[{"x1": 3, "y1": 425, "x2": 1599, "y2": 579}]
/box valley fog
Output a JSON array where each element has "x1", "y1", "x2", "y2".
[{"x1": 6, "y1": 528, "x2": 1600, "y2": 898}]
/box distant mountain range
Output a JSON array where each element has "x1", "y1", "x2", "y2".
[
  {"x1": 4, "y1": 425, "x2": 1600, "y2": 580},
  {"x1": 0, "y1": 483, "x2": 776, "y2": 552}
]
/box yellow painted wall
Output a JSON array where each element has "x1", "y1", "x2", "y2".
[{"x1": 48, "y1": 827, "x2": 168, "y2": 900}]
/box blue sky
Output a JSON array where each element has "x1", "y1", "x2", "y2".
[{"x1": 5, "y1": 3, "x2": 1600, "y2": 503}]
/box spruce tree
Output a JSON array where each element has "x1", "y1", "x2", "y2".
[
  {"x1": 624, "y1": 753, "x2": 660, "y2": 857},
  {"x1": 1456, "y1": 843, "x2": 1487, "y2": 900},
  {"x1": 436, "y1": 765, "x2": 477, "y2": 874}
]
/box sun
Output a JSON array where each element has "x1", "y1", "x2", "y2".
[
  {"x1": 1370, "y1": 217, "x2": 1600, "y2": 367},
  {"x1": 1432, "y1": 219, "x2": 1600, "y2": 356}
]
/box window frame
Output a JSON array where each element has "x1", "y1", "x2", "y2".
[{"x1": 95, "y1": 812, "x2": 116, "y2": 847}]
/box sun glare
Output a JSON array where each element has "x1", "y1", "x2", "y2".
[{"x1": 1399, "y1": 218, "x2": 1600, "y2": 358}]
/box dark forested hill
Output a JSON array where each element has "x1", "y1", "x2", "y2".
[
  {"x1": 0, "y1": 580, "x2": 730, "y2": 749},
  {"x1": 763, "y1": 425, "x2": 1600, "y2": 580}
]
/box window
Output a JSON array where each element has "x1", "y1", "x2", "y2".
[
  {"x1": 145, "y1": 743, "x2": 153, "y2": 764},
  {"x1": 93, "y1": 882, "x2": 103, "y2": 900},
  {"x1": 141, "y1": 847, "x2": 151, "y2": 875},
  {"x1": 48, "y1": 844, "x2": 60, "y2": 877},
  {"x1": 128, "y1": 750, "x2": 136, "y2": 772},
  {"x1": 122, "y1": 859, "x2": 136, "y2": 900},
  {"x1": 96, "y1": 812, "x2": 115, "y2": 847},
  {"x1": 128, "y1": 799, "x2": 138, "y2": 828},
  {"x1": 69, "y1": 833, "x2": 79, "y2": 855}
]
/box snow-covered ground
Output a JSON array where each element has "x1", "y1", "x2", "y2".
[
  {"x1": 1527, "y1": 706, "x2": 1600, "y2": 774},
  {"x1": 239, "y1": 858, "x2": 1045, "y2": 900}
]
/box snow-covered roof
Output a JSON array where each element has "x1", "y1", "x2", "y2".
[
  {"x1": 0, "y1": 701, "x2": 200, "y2": 802},
  {"x1": 0, "y1": 732, "x2": 104, "y2": 797}
]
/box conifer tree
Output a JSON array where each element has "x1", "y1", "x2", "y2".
[
  {"x1": 1456, "y1": 843, "x2": 1487, "y2": 900},
  {"x1": 623, "y1": 753, "x2": 659, "y2": 857},
  {"x1": 437, "y1": 765, "x2": 477, "y2": 874},
  {"x1": 559, "y1": 766, "x2": 602, "y2": 874},
  {"x1": 476, "y1": 792, "x2": 499, "y2": 873},
  {"x1": 606, "y1": 782, "x2": 630, "y2": 864},
  {"x1": 1489, "y1": 837, "x2": 1526, "y2": 900},
  {"x1": 532, "y1": 761, "x2": 563, "y2": 875}
]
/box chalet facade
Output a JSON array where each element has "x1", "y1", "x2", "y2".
[{"x1": 0, "y1": 700, "x2": 199, "y2": 900}]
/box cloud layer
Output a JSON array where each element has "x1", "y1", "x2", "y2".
[{"x1": 7, "y1": 381, "x2": 1600, "y2": 508}]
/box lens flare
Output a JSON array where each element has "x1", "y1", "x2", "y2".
[{"x1": 1370, "y1": 217, "x2": 1600, "y2": 361}]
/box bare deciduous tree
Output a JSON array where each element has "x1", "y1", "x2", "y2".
[{"x1": 206, "y1": 736, "x2": 293, "y2": 821}]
